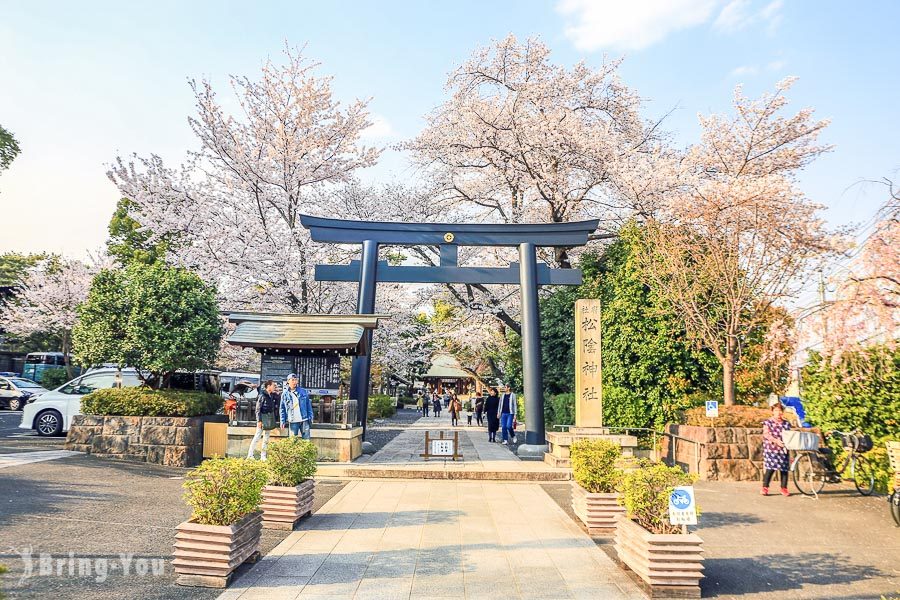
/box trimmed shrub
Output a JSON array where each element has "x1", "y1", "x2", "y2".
[
  {"x1": 621, "y1": 462, "x2": 697, "y2": 535},
  {"x1": 368, "y1": 394, "x2": 396, "y2": 419},
  {"x1": 182, "y1": 458, "x2": 268, "y2": 526},
  {"x1": 571, "y1": 438, "x2": 622, "y2": 493},
  {"x1": 82, "y1": 387, "x2": 220, "y2": 417},
  {"x1": 266, "y1": 436, "x2": 318, "y2": 487},
  {"x1": 40, "y1": 368, "x2": 70, "y2": 390}
]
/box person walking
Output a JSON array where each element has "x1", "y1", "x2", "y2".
[
  {"x1": 416, "y1": 394, "x2": 423, "y2": 414},
  {"x1": 247, "y1": 380, "x2": 279, "y2": 460},
  {"x1": 432, "y1": 394, "x2": 442, "y2": 418},
  {"x1": 484, "y1": 387, "x2": 500, "y2": 442},
  {"x1": 422, "y1": 390, "x2": 430, "y2": 417},
  {"x1": 474, "y1": 392, "x2": 485, "y2": 426},
  {"x1": 449, "y1": 395, "x2": 461, "y2": 427},
  {"x1": 280, "y1": 373, "x2": 313, "y2": 440},
  {"x1": 499, "y1": 384, "x2": 517, "y2": 445},
  {"x1": 761, "y1": 402, "x2": 792, "y2": 496}
]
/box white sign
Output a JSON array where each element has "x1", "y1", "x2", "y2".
[
  {"x1": 668, "y1": 486, "x2": 698, "y2": 525},
  {"x1": 705, "y1": 400, "x2": 719, "y2": 418},
  {"x1": 431, "y1": 439, "x2": 455, "y2": 456}
]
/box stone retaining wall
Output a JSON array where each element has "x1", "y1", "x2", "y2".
[
  {"x1": 662, "y1": 424, "x2": 763, "y2": 481},
  {"x1": 65, "y1": 415, "x2": 226, "y2": 467}
]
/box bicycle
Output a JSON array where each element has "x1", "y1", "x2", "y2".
[
  {"x1": 789, "y1": 430, "x2": 875, "y2": 497},
  {"x1": 888, "y1": 441, "x2": 900, "y2": 526}
]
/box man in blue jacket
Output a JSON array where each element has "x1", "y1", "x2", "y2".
[{"x1": 280, "y1": 373, "x2": 313, "y2": 439}]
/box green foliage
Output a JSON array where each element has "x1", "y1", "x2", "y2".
[
  {"x1": 0, "y1": 252, "x2": 48, "y2": 286},
  {"x1": 571, "y1": 438, "x2": 623, "y2": 493},
  {"x1": 545, "y1": 393, "x2": 575, "y2": 428},
  {"x1": 516, "y1": 394, "x2": 525, "y2": 424},
  {"x1": 802, "y1": 346, "x2": 899, "y2": 493},
  {"x1": 183, "y1": 458, "x2": 268, "y2": 526},
  {"x1": 81, "y1": 387, "x2": 220, "y2": 417},
  {"x1": 621, "y1": 462, "x2": 697, "y2": 535},
  {"x1": 39, "y1": 368, "x2": 69, "y2": 390},
  {"x1": 368, "y1": 394, "x2": 396, "y2": 419},
  {"x1": 0, "y1": 124, "x2": 20, "y2": 172},
  {"x1": 106, "y1": 198, "x2": 168, "y2": 266},
  {"x1": 73, "y1": 263, "x2": 223, "y2": 388},
  {"x1": 266, "y1": 436, "x2": 318, "y2": 486}
]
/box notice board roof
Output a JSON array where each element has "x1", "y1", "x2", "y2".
[{"x1": 225, "y1": 312, "x2": 387, "y2": 355}]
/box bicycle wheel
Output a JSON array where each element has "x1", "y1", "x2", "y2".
[
  {"x1": 890, "y1": 491, "x2": 900, "y2": 527},
  {"x1": 851, "y1": 456, "x2": 875, "y2": 496},
  {"x1": 792, "y1": 452, "x2": 826, "y2": 496}
]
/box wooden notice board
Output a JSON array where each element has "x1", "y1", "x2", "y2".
[{"x1": 575, "y1": 298, "x2": 602, "y2": 427}]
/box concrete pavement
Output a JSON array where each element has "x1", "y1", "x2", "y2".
[{"x1": 218, "y1": 479, "x2": 643, "y2": 600}]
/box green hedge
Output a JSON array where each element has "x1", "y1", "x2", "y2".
[
  {"x1": 368, "y1": 394, "x2": 396, "y2": 419},
  {"x1": 571, "y1": 438, "x2": 622, "y2": 493},
  {"x1": 40, "y1": 368, "x2": 70, "y2": 390},
  {"x1": 544, "y1": 392, "x2": 575, "y2": 428},
  {"x1": 802, "y1": 347, "x2": 899, "y2": 493},
  {"x1": 82, "y1": 387, "x2": 221, "y2": 417},
  {"x1": 621, "y1": 462, "x2": 697, "y2": 535},
  {"x1": 266, "y1": 437, "x2": 318, "y2": 486},
  {"x1": 183, "y1": 458, "x2": 268, "y2": 526}
]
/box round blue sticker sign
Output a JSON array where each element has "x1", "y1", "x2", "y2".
[{"x1": 670, "y1": 489, "x2": 692, "y2": 509}]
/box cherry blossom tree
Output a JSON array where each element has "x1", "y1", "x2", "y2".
[
  {"x1": 0, "y1": 257, "x2": 97, "y2": 378},
  {"x1": 639, "y1": 78, "x2": 838, "y2": 405},
  {"x1": 821, "y1": 182, "x2": 899, "y2": 363},
  {"x1": 108, "y1": 45, "x2": 380, "y2": 316}
]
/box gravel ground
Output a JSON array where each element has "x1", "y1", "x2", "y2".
[
  {"x1": 364, "y1": 408, "x2": 424, "y2": 452},
  {"x1": 0, "y1": 451, "x2": 346, "y2": 600}
]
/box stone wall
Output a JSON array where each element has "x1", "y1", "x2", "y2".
[
  {"x1": 65, "y1": 415, "x2": 226, "y2": 467},
  {"x1": 661, "y1": 424, "x2": 763, "y2": 481}
]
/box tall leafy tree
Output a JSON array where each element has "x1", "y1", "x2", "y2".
[
  {"x1": 106, "y1": 198, "x2": 167, "y2": 266},
  {"x1": 73, "y1": 263, "x2": 223, "y2": 388},
  {"x1": 0, "y1": 124, "x2": 20, "y2": 174}
]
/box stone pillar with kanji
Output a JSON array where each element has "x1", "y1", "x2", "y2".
[{"x1": 575, "y1": 299, "x2": 603, "y2": 428}]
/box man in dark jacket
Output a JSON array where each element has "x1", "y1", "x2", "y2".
[{"x1": 247, "y1": 380, "x2": 279, "y2": 460}]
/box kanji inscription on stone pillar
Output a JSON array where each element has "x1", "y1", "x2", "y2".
[{"x1": 575, "y1": 299, "x2": 602, "y2": 427}]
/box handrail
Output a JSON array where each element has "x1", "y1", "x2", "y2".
[{"x1": 550, "y1": 425, "x2": 705, "y2": 473}]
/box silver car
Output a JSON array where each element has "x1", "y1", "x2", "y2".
[{"x1": 0, "y1": 375, "x2": 49, "y2": 411}]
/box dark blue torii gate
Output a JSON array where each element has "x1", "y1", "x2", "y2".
[{"x1": 300, "y1": 215, "x2": 599, "y2": 454}]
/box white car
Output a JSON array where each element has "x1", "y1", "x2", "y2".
[
  {"x1": 20, "y1": 368, "x2": 143, "y2": 436},
  {"x1": 0, "y1": 375, "x2": 49, "y2": 411}
]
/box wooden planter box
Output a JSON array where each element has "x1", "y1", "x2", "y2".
[
  {"x1": 261, "y1": 479, "x2": 315, "y2": 530},
  {"x1": 615, "y1": 517, "x2": 704, "y2": 598},
  {"x1": 173, "y1": 510, "x2": 262, "y2": 588},
  {"x1": 571, "y1": 482, "x2": 625, "y2": 535}
]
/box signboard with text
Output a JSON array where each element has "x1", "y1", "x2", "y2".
[
  {"x1": 705, "y1": 400, "x2": 719, "y2": 418},
  {"x1": 431, "y1": 439, "x2": 455, "y2": 456},
  {"x1": 261, "y1": 353, "x2": 341, "y2": 395},
  {"x1": 575, "y1": 298, "x2": 602, "y2": 427},
  {"x1": 668, "y1": 486, "x2": 698, "y2": 525}
]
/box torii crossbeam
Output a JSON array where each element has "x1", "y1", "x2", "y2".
[{"x1": 301, "y1": 214, "x2": 599, "y2": 454}]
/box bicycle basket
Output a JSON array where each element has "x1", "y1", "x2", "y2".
[
  {"x1": 841, "y1": 433, "x2": 873, "y2": 453},
  {"x1": 782, "y1": 430, "x2": 819, "y2": 451}
]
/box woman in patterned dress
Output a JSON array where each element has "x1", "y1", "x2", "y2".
[{"x1": 762, "y1": 402, "x2": 791, "y2": 496}]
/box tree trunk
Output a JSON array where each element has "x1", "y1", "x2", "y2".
[
  {"x1": 723, "y1": 338, "x2": 737, "y2": 406},
  {"x1": 61, "y1": 330, "x2": 74, "y2": 380}
]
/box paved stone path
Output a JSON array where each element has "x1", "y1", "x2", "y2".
[
  {"x1": 218, "y1": 479, "x2": 642, "y2": 600},
  {"x1": 318, "y1": 417, "x2": 569, "y2": 480}
]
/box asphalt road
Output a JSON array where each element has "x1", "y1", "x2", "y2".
[
  {"x1": 543, "y1": 480, "x2": 900, "y2": 599},
  {"x1": 0, "y1": 410, "x2": 65, "y2": 452},
  {"x1": 0, "y1": 410, "x2": 346, "y2": 599}
]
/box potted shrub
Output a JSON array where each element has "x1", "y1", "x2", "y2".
[
  {"x1": 570, "y1": 438, "x2": 625, "y2": 535},
  {"x1": 260, "y1": 436, "x2": 318, "y2": 530},
  {"x1": 615, "y1": 463, "x2": 704, "y2": 597},
  {"x1": 173, "y1": 458, "x2": 268, "y2": 588}
]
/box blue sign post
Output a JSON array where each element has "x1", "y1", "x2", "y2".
[{"x1": 668, "y1": 486, "x2": 698, "y2": 526}]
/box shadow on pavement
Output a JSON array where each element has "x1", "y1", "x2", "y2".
[
  {"x1": 703, "y1": 552, "x2": 887, "y2": 595},
  {"x1": 698, "y1": 511, "x2": 765, "y2": 528}
]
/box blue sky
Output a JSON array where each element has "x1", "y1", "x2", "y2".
[{"x1": 1, "y1": 0, "x2": 898, "y2": 287}]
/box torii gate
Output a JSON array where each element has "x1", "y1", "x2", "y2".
[{"x1": 300, "y1": 214, "x2": 599, "y2": 455}]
